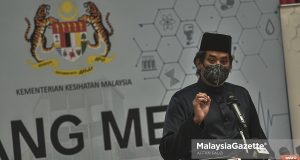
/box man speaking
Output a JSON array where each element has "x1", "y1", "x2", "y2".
[{"x1": 159, "y1": 32, "x2": 274, "y2": 159}]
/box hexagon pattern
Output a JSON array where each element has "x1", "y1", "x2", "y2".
[
  {"x1": 134, "y1": 25, "x2": 160, "y2": 51},
  {"x1": 237, "y1": 2, "x2": 261, "y2": 28},
  {"x1": 174, "y1": 0, "x2": 199, "y2": 20},
  {"x1": 215, "y1": 0, "x2": 241, "y2": 17},
  {"x1": 255, "y1": 0, "x2": 279, "y2": 13},
  {"x1": 196, "y1": 6, "x2": 221, "y2": 32},
  {"x1": 239, "y1": 29, "x2": 263, "y2": 55},
  {"x1": 154, "y1": 9, "x2": 180, "y2": 36},
  {"x1": 176, "y1": 21, "x2": 202, "y2": 48},
  {"x1": 158, "y1": 36, "x2": 182, "y2": 63},
  {"x1": 258, "y1": 13, "x2": 281, "y2": 40},
  {"x1": 231, "y1": 44, "x2": 245, "y2": 70},
  {"x1": 160, "y1": 63, "x2": 185, "y2": 90},
  {"x1": 197, "y1": 0, "x2": 215, "y2": 6},
  {"x1": 139, "y1": 52, "x2": 163, "y2": 78},
  {"x1": 133, "y1": 0, "x2": 283, "y2": 107},
  {"x1": 217, "y1": 17, "x2": 242, "y2": 43},
  {"x1": 179, "y1": 48, "x2": 199, "y2": 74}
]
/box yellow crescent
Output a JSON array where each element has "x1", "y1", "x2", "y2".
[{"x1": 58, "y1": 6, "x2": 78, "y2": 21}]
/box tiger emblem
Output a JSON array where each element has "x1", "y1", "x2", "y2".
[
  {"x1": 78, "y1": 1, "x2": 114, "y2": 58},
  {"x1": 24, "y1": 4, "x2": 58, "y2": 62}
]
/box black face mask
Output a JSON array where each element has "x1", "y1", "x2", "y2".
[{"x1": 200, "y1": 64, "x2": 230, "y2": 87}]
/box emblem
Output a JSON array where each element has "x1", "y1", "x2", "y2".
[
  {"x1": 52, "y1": 21, "x2": 87, "y2": 62},
  {"x1": 24, "y1": 1, "x2": 115, "y2": 76}
]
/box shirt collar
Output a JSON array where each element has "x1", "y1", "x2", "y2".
[{"x1": 197, "y1": 78, "x2": 226, "y2": 94}]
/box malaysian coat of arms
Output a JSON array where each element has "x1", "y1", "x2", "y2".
[{"x1": 24, "y1": 1, "x2": 114, "y2": 76}]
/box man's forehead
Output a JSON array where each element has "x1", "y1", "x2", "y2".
[{"x1": 206, "y1": 51, "x2": 230, "y2": 58}]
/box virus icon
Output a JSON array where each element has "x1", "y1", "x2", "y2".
[{"x1": 160, "y1": 14, "x2": 176, "y2": 31}]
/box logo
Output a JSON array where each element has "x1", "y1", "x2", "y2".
[{"x1": 24, "y1": 1, "x2": 115, "y2": 76}]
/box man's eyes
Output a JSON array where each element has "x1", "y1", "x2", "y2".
[
  {"x1": 207, "y1": 58, "x2": 229, "y2": 65},
  {"x1": 208, "y1": 58, "x2": 216, "y2": 63},
  {"x1": 220, "y1": 60, "x2": 229, "y2": 65}
]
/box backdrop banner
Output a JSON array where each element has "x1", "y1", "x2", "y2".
[{"x1": 0, "y1": 0, "x2": 292, "y2": 159}]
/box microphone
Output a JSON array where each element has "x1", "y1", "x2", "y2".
[
  {"x1": 226, "y1": 93, "x2": 273, "y2": 159},
  {"x1": 226, "y1": 93, "x2": 249, "y2": 139}
]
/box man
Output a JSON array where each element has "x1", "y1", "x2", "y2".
[{"x1": 159, "y1": 32, "x2": 273, "y2": 159}]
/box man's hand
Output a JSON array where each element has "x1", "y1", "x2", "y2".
[{"x1": 192, "y1": 92, "x2": 211, "y2": 124}]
